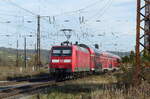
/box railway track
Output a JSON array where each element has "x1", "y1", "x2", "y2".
[
  {"x1": 0, "y1": 74, "x2": 52, "y2": 98},
  {"x1": 0, "y1": 74, "x2": 96, "y2": 99},
  {"x1": 0, "y1": 74, "x2": 50, "y2": 86},
  {"x1": 0, "y1": 79, "x2": 77, "y2": 99},
  {"x1": 0, "y1": 71, "x2": 119, "y2": 99},
  {"x1": 0, "y1": 81, "x2": 29, "y2": 87},
  {"x1": 0, "y1": 81, "x2": 53, "y2": 99}
]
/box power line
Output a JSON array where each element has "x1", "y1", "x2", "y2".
[
  {"x1": 43, "y1": 0, "x2": 105, "y2": 17},
  {"x1": 5, "y1": 0, "x2": 37, "y2": 16},
  {"x1": 1, "y1": 0, "x2": 117, "y2": 49},
  {"x1": 3, "y1": 0, "x2": 111, "y2": 32},
  {"x1": 85, "y1": 0, "x2": 113, "y2": 25},
  {"x1": 4, "y1": 0, "x2": 104, "y2": 18},
  {"x1": 77, "y1": 0, "x2": 105, "y2": 11},
  {"x1": 0, "y1": 13, "x2": 25, "y2": 17},
  {"x1": 88, "y1": 0, "x2": 112, "y2": 19}
]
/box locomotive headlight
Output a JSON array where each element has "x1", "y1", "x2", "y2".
[
  {"x1": 52, "y1": 59, "x2": 59, "y2": 63},
  {"x1": 64, "y1": 59, "x2": 71, "y2": 63}
]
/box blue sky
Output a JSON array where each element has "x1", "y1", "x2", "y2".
[{"x1": 0, "y1": 0, "x2": 136, "y2": 52}]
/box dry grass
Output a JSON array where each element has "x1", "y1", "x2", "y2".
[{"x1": 28, "y1": 74, "x2": 150, "y2": 99}]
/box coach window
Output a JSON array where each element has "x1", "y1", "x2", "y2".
[
  {"x1": 117, "y1": 59, "x2": 121, "y2": 63},
  {"x1": 109, "y1": 64, "x2": 112, "y2": 68}
]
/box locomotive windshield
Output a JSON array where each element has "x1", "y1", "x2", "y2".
[{"x1": 52, "y1": 47, "x2": 72, "y2": 56}]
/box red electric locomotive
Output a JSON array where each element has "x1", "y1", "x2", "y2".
[{"x1": 49, "y1": 42, "x2": 95, "y2": 80}]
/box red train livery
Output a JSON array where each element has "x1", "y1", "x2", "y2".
[{"x1": 49, "y1": 42, "x2": 121, "y2": 79}]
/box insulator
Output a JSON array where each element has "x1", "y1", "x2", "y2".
[
  {"x1": 79, "y1": 16, "x2": 82, "y2": 24},
  {"x1": 49, "y1": 17, "x2": 52, "y2": 24},
  {"x1": 82, "y1": 16, "x2": 84, "y2": 23},
  {"x1": 53, "y1": 16, "x2": 55, "y2": 24}
]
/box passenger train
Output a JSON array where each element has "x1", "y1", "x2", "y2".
[{"x1": 49, "y1": 41, "x2": 121, "y2": 80}]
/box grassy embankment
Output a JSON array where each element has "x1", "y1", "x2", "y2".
[{"x1": 28, "y1": 71, "x2": 150, "y2": 99}]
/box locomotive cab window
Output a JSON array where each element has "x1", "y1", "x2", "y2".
[{"x1": 52, "y1": 47, "x2": 72, "y2": 56}]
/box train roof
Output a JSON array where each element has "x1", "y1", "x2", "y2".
[
  {"x1": 92, "y1": 48, "x2": 121, "y2": 59},
  {"x1": 78, "y1": 44, "x2": 95, "y2": 53},
  {"x1": 51, "y1": 43, "x2": 121, "y2": 59},
  {"x1": 76, "y1": 44, "x2": 121, "y2": 59},
  {"x1": 101, "y1": 52, "x2": 121, "y2": 59}
]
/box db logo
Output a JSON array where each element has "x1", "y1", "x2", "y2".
[{"x1": 59, "y1": 59, "x2": 64, "y2": 63}]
